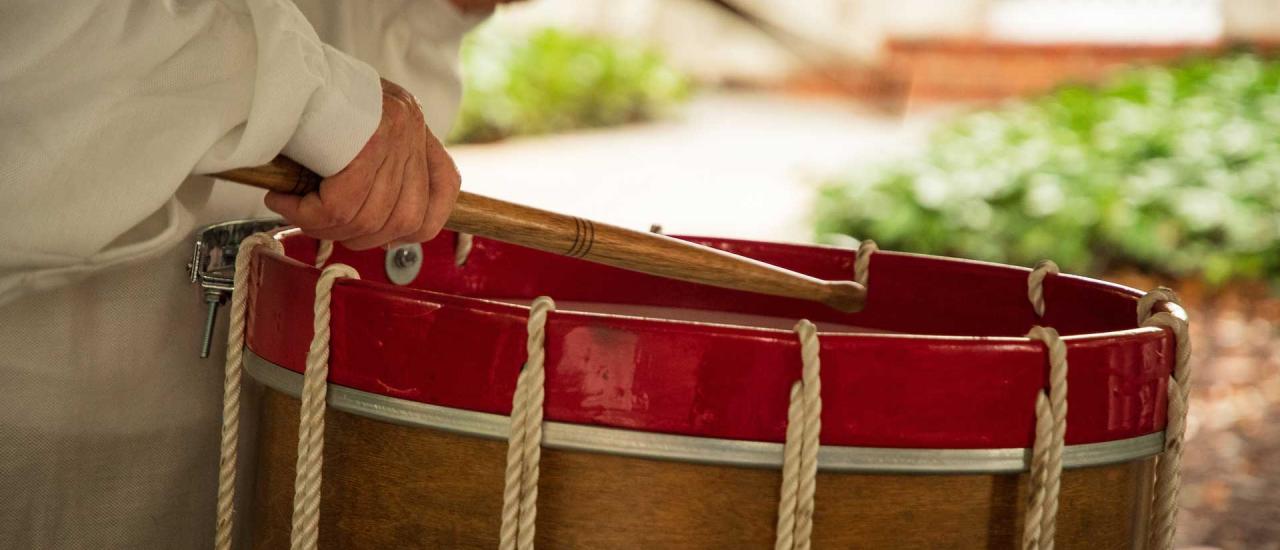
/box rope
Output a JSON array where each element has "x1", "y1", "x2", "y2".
[
  {"x1": 314, "y1": 240, "x2": 334, "y2": 267},
  {"x1": 1021, "y1": 392, "x2": 1051, "y2": 550},
  {"x1": 775, "y1": 320, "x2": 823, "y2": 550},
  {"x1": 499, "y1": 296, "x2": 556, "y2": 550},
  {"x1": 774, "y1": 381, "x2": 803, "y2": 550},
  {"x1": 290, "y1": 263, "x2": 361, "y2": 550},
  {"x1": 1027, "y1": 260, "x2": 1060, "y2": 318},
  {"x1": 1137, "y1": 287, "x2": 1179, "y2": 327},
  {"x1": 214, "y1": 233, "x2": 284, "y2": 550},
  {"x1": 1024, "y1": 325, "x2": 1068, "y2": 550},
  {"x1": 455, "y1": 233, "x2": 473, "y2": 266},
  {"x1": 1140, "y1": 289, "x2": 1191, "y2": 550},
  {"x1": 854, "y1": 240, "x2": 877, "y2": 287}
]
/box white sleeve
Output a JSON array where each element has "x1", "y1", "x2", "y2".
[
  {"x1": 0, "y1": 0, "x2": 382, "y2": 300},
  {"x1": 291, "y1": 0, "x2": 486, "y2": 137}
]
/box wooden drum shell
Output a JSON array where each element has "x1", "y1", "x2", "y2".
[{"x1": 251, "y1": 388, "x2": 1153, "y2": 550}]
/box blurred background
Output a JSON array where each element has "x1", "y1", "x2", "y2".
[{"x1": 446, "y1": 1, "x2": 1280, "y2": 547}]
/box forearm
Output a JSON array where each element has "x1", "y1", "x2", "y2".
[{"x1": 0, "y1": 0, "x2": 381, "y2": 290}]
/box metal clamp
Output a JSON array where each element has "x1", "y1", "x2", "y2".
[{"x1": 186, "y1": 218, "x2": 288, "y2": 358}]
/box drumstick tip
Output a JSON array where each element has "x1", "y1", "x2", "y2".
[{"x1": 823, "y1": 280, "x2": 867, "y2": 313}]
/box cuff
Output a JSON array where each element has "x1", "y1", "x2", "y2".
[{"x1": 282, "y1": 45, "x2": 383, "y2": 177}]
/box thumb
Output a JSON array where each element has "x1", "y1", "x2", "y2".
[{"x1": 263, "y1": 191, "x2": 302, "y2": 218}]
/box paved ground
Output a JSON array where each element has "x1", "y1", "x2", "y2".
[{"x1": 453, "y1": 91, "x2": 945, "y2": 243}]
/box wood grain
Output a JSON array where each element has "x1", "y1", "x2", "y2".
[
  {"x1": 250, "y1": 389, "x2": 1153, "y2": 549},
  {"x1": 214, "y1": 157, "x2": 866, "y2": 312}
]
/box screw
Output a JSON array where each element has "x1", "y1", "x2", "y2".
[
  {"x1": 199, "y1": 290, "x2": 224, "y2": 358},
  {"x1": 393, "y1": 247, "x2": 418, "y2": 268}
]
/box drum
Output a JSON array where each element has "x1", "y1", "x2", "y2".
[{"x1": 222, "y1": 226, "x2": 1187, "y2": 549}]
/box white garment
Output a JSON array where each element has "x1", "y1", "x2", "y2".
[
  {"x1": 294, "y1": 0, "x2": 481, "y2": 136},
  {"x1": 0, "y1": 0, "x2": 480, "y2": 547},
  {"x1": 0, "y1": 0, "x2": 384, "y2": 307}
]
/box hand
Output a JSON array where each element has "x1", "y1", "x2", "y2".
[{"x1": 264, "y1": 78, "x2": 461, "y2": 250}]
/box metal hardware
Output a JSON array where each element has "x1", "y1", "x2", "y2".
[
  {"x1": 393, "y1": 247, "x2": 418, "y2": 268},
  {"x1": 384, "y1": 243, "x2": 423, "y2": 286},
  {"x1": 187, "y1": 218, "x2": 288, "y2": 357}
]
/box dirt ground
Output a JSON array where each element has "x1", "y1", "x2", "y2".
[{"x1": 1108, "y1": 273, "x2": 1280, "y2": 549}]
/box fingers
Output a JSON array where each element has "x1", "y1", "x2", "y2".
[
  {"x1": 306, "y1": 150, "x2": 405, "y2": 248},
  {"x1": 339, "y1": 152, "x2": 419, "y2": 250},
  {"x1": 405, "y1": 129, "x2": 461, "y2": 243},
  {"x1": 263, "y1": 126, "x2": 386, "y2": 231},
  {"x1": 397, "y1": 148, "x2": 434, "y2": 244},
  {"x1": 340, "y1": 102, "x2": 434, "y2": 249}
]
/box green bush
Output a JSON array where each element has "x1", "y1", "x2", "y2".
[
  {"x1": 815, "y1": 53, "x2": 1280, "y2": 286},
  {"x1": 450, "y1": 27, "x2": 692, "y2": 144}
]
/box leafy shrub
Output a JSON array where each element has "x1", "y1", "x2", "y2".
[
  {"x1": 450, "y1": 27, "x2": 692, "y2": 144},
  {"x1": 815, "y1": 53, "x2": 1280, "y2": 286}
]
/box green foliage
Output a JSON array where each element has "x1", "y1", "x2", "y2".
[
  {"x1": 450, "y1": 27, "x2": 692, "y2": 144},
  {"x1": 815, "y1": 53, "x2": 1280, "y2": 286}
]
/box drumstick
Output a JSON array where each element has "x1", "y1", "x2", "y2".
[{"x1": 214, "y1": 156, "x2": 867, "y2": 312}]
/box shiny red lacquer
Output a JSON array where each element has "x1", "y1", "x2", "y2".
[{"x1": 245, "y1": 230, "x2": 1177, "y2": 449}]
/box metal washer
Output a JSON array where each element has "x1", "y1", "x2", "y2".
[{"x1": 384, "y1": 243, "x2": 423, "y2": 286}]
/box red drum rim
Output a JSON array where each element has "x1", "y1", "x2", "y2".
[
  {"x1": 243, "y1": 351, "x2": 1164, "y2": 473},
  {"x1": 244, "y1": 228, "x2": 1181, "y2": 451}
]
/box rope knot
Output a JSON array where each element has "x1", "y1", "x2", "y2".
[
  {"x1": 314, "y1": 239, "x2": 334, "y2": 267},
  {"x1": 1027, "y1": 260, "x2": 1060, "y2": 318},
  {"x1": 1137, "y1": 286, "x2": 1180, "y2": 325},
  {"x1": 455, "y1": 232, "x2": 475, "y2": 266},
  {"x1": 854, "y1": 240, "x2": 877, "y2": 287}
]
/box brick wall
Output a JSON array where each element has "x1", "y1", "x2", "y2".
[{"x1": 788, "y1": 40, "x2": 1280, "y2": 105}]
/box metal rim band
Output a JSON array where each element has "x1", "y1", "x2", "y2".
[{"x1": 244, "y1": 350, "x2": 1164, "y2": 474}]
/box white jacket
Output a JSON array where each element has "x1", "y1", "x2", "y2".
[{"x1": 0, "y1": 0, "x2": 481, "y2": 547}]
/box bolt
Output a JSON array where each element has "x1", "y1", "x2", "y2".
[
  {"x1": 199, "y1": 290, "x2": 224, "y2": 359},
  {"x1": 393, "y1": 247, "x2": 418, "y2": 268}
]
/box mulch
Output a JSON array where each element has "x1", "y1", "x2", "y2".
[{"x1": 1105, "y1": 273, "x2": 1280, "y2": 549}]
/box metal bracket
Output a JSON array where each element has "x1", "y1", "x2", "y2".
[{"x1": 186, "y1": 218, "x2": 288, "y2": 358}]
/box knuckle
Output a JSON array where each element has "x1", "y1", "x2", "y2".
[
  {"x1": 363, "y1": 218, "x2": 388, "y2": 235},
  {"x1": 349, "y1": 215, "x2": 380, "y2": 235},
  {"x1": 414, "y1": 224, "x2": 443, "y2": 243},
  {"x1": 418, "y1": 231, "x2": 441, "y2": 244},
  {"x1": 340, "y1": 239, "x2": 374, "y2": 252},
  {"x1": 328, "y1": 203, "x2": 359, "y2": 226},
  {"x1": 387, "y1": 93, "x2": 414, "y2": 114},
  {"x1": 388, "y1": 213, "x2": 419, "y2": 237},
  {"x1": 436, "y1": 166, "x2": 461, "y2": 191},
  {"x1": 445, "y1": 164, "x2": 461, "y2": 187}
]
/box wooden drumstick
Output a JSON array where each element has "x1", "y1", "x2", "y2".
[{"x1": 214, "y1": 156, "x2": 866, "y2": 312}]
